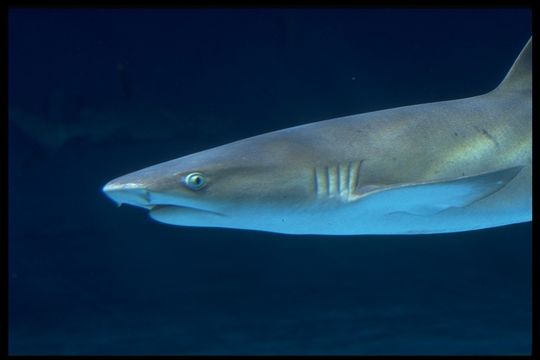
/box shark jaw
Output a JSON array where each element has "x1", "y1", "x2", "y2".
[{"x1": 102, "y1": 181, "x2": 225, "y2": 218}]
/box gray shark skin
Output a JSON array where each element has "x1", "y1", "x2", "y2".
[{"x1": 103, "y1": 37, "x2": 531, "y2": 235}]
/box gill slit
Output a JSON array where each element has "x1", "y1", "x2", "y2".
[{"x1": 314, "y1": 160, "x2": 364, "y2": 201}]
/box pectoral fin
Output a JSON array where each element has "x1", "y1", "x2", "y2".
[{"x1": 356, "y1": 166, "x2": 522, "y2": 216}]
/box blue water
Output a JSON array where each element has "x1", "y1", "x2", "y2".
[{"x1": 8, "y1": 8, "x2": 532, "y2": 355}]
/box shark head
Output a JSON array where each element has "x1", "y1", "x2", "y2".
[{"x1": 103, "y1": 132, "x2": 321, "y2": 232}]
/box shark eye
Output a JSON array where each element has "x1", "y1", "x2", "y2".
[{"x1": 184, "y1": 172, "x2": 207, "y2": 190}]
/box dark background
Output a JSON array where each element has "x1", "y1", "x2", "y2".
[{"x1": 8, "y1": 8, "x2": 532, "y2": 355}]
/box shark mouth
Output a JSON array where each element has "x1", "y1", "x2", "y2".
[
  {"x1": 102, "y1": 181, "x2": 224, "y2": 217},
  {"x1": 148, "y1": 205, "x2": 226, "y2": 225},
  {"x1": 149, "y1": 205, "x2": 225, "y2": 217}
]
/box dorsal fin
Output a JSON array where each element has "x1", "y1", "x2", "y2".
[{"x1": 493, "y1": 37, "x2": 531, "y2": 94}]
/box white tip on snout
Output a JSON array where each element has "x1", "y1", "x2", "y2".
[{"x1": 102, "y1": 181, "x2": 150, "y2": 208}]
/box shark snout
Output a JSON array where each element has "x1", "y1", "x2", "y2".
[{"x1": 102, "y1": 181, "x2": 152, "y2": 208}]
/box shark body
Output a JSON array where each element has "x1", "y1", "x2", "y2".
[{"x1": 103, "y1": 37, "x2": 531, "y2": 235}]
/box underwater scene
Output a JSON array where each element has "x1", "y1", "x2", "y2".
[{"x1": 8, "y1": 8, "x2": 531, "y2": 355}]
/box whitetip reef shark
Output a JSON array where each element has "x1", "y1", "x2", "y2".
[{"x1": 103, "y1": 37, "x2": 531, "y2": 235}]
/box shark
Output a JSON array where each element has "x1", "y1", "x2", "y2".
[{"x1": 103, "y1": 37, "x2": 531, "y2": 235}]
